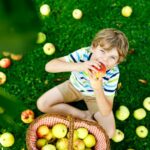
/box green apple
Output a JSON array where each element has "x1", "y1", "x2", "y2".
[
  {"x1": 0, "y1": 71, "x2": 6, "y2": 85},
  {"x1": 0, "y1": 106, "x2": 5, "y2": 114},
  {"x1": 0, "y1": 132, "x2": 15, "y2": 147},
  {"x1": 37, "y1": 125, "x2": 50, "y2": 138},
  {"x1": 40, "y1": 4, "x2": 50, "y2": 16},
  {"x1": 116, "y1": 105, "x2": 130, "y2": 121},
  {"x1": 77, "y1": 127, "x2": 88, "y2": 139},
  {"x1": 83, "y1": 134, "x2": 96, "y2": 148},
  {"x1": 36, "y1": 138, "x2": 48, "y2": 149},
  {"x1": 43, "y1": 43, "x2": 55, "y2": 55},
  {"x1": 133, "y1": 108, "x2": 146, "y2": 120},
  {"x1": 136, "y1": 126, "x2": 148, "y2": 138},
  {"x1": 73, "y1": 139, "x2": 85, "y2": 150},
  {"x1": 36, "y1": 32, "x2": 46, "y2": 44},
  {"x1": 56, "y1": 138, "x2": 68, "y2": 150},
  {"x1": 121, "y1": 6, "x2": 132, "y2": 17},
  {"x1": 143, "y1": 97, "x2": 150, "y2": 111},
  {"x1": 41, "y1": 144, "x2": 56, "y2": 150},
  {"x1": 72, "y1": 9, "x2": 83, "y2": 19},
  {"x1": 112, "y1": 129, "x2": 124, "y2": 142},
  {"x1": 52, "y1": 123, "x2": 67, "y2": 138}
]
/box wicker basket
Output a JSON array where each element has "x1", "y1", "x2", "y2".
[{"x1": 26, "y1": 113, "x2": 110, "y2": 150}]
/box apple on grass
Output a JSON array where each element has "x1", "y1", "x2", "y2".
[
  {"x1": 133, "y1": 108, "x2": 146, "y2": 120},
  {"x1": 0, "y1": 72, "x2": 6, "y2": 85},
  {"x1": 43, "y1": 43, "x2": 55, "y2": 55},
  {"x1": 72, "y1": 9, "x2": 83, "y2": 20},
  {"x1": 10, "y1": 54, "x2": 23, "y2": 61},
  {"x1": 136, "y1": 126, "x2": 148, "y2": 138},
  {"x1": 56, "y1": 138, "x2": 68, "y2": 150},
  {"x1": 143, "y1": 97, "x2": 150, "y2": 111},
  {"x1": 121, "y1": 6, "x2": 132, "y2": 17},
  {"x1": 52, "y1": 123, "x2": 67, "y2": 139},
  {"x1": 0, "y1": 106, "x2": 5, "y2": 114},
  {"x1": 21, "y1": 109, "x2": 34, "y2": 124},
  {"x1": 36, "y1": 138, "x2": 48, "y2": 149},
  {"x1": 36, "y1": 32, "x2": 46, "y2": 44},
  {"x1": 40, "y1": 4, "x2": 51, "y2": 16},
  {"x1": 112, "y1": 129, "x2": 124, "y2": 142},
  {"x1": 83, "y1": 134, "x2": 96, "y2": 148},
  {"x1": 0, "y1": 132, "x2": 15, "y2": 147},
  {"x1": 73, "y1": 139, "x2": 85, "y2": 150},
  {"x1": 76, "y1": 127, "x2": 88, "y2": 139},
  {"x1": 2, "y1": 51, "x2": 10, "y2": 57},
  {"x1": 37, "y1": 125, "x2": 50, "y2": 138},
  {"x1": 41, "y1": 144, "x2": 56, "y2": 150},
  {"x1": 115, "y1": 105, "x2": 130, "y2": 121},
  {"x1": 0, "y1": 58, "x2": 11, "y2": 68}
]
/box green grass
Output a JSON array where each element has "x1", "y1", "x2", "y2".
[{"x1": 0, "y1": 0, "x2": 150, "y2": 149}]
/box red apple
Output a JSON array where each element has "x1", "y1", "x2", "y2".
[
  {"x1": 0, "y1": 72, "x2": 6, "y2": 85},
  {"x1": 10, "y1": 54, "x2": 23, "y2": 61},
  {"x1": 21, "y1": 109, "x2": 34, "y2": 124},
  {"x1": 0, "y1": 58, "x2": 11, "y2": 68},
  {"x1": 37, "y1": 125, "x2": 50, "y2": 138}
]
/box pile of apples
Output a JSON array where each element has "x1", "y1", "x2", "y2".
[{"x1": 35, "y1": 123, "x2": 96, "y2": 150}]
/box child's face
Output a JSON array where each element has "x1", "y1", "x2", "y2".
[{"x1": 91, "y1": 45, "x2": 119, "y2": 70}]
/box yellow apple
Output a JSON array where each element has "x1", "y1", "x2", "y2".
[
  {"x1": 0, "y1": 106, "x2": 5, "y2": 114},
  {"x1": 83, "y1": 134, "x2": 96, "y2": 148},
  {"x1": 77, "y1": 127, "x2": 88, "y2": 139},
  {"x1": 73, "y1": 139, "x2": 85, "y2": 150},
  {"x1": 0, "y1": 132, "x2": 15, "y2": 147},
  {"x1": 56, "y1": 138, "x2": 68, "y2": 150},
  {"x1": 0, "y1": 58, "x2": 11, "y2": 68},
  {"x1": 112, "y1": 129, "x2": 124, "y2": 142},
  {"x1": 72, "y1": 9, "x2": 83, "y2": 19},
  {"x1": 37, "y1": 125, "x2": 50, "y2": 138},
  {"x1": 43, "y1": 43, "x2": 55, "y2": 55},
  {"x1": 36, "y1": 138, "x2": 48, "y2": 149},
  {"x1": 40, "y1": 4, "x2": 51, "y2": 16},
  {"x1": 10, "y1": 54, "x2": 23, "y2": 61},
  {"x1": 136, "y1": 126, "x2": 148, "y2": 138},
  {"x1": 36, "y1": 32, "x2": 46, "y2": 44},
  {"x1": 41, "y1": 144, "x2": 56, "y2": 150},
  {"x1": 143, "y1": 97, "x2": 150, "y2": 111},
  {"x1": 133, "y1": 108, "x2": 146, "y2": 120},
  {"x1": 0, "y1": 72, "x2": 6, "y2": 85},
  {"x1": 43, "y1": 129, "x2": 53, "y2": 141},
  {"x1": 2, "y1": 51, "x2": 10, "y2": 57},
  {"x1": 121, "y1": 6, "x2": 132, "y2": 17},
  {"x1": 21, "y1": 109, "x2": 34, "y2": 124}
]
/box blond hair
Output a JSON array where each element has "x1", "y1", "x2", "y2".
[{"x1": 92, "y1": 28, "x2": 129, "y2": 63}]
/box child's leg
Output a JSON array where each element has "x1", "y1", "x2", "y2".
[
  {"x1": 37, "y1": 81, "x2": 92, "y2": 120},
  {"x1": 94, "y1": 111, "x2": 116, "y2": 139}
]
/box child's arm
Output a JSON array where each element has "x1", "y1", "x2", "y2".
[{"x1": 45, "y1": 57, "x2": 101, "y2": 73}]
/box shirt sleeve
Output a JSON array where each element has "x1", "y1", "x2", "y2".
[
  {"x1": 64, "y1": 48, "x2": 88, "y2": 63},
  {"x1": 103, "y1": 73, "x2": 120, "y2": 97}
]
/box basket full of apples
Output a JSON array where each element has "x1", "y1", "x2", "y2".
[{"x1": 26, "y1": 113, "x2": 110, "y2": 150}]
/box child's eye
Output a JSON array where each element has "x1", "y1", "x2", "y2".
[
  {"x1": 110, "y1": 56, "x2": 116, "y2": 60},
  {"x1": 100, "y1": 50, "x2": 105, "y2": 53}
]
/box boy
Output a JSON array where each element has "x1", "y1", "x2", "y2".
[{"x1": 37, "y1": 28, "x2": 129, "y2": 138}]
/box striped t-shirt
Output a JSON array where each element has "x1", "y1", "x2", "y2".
[{"x1": 64, "y1": 47, "x2": 120, "y2": 97}]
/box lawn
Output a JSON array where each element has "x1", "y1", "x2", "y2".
[{"x1": 0, "y1": 0, "x2": 150, "y2": 149}]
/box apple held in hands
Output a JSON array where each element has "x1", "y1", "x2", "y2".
[
  {"x1": 112, "y1": 129, "x2": 124, "y2": 142},
  {"x1": 0, "y1": 58, "x2": 11, "y2": 68},
  {"x1": 133, "y1": 108, "x2": 146, "y2": 120},
  {"x1": 143, "y1": 97, "x2": 150, "y2": 111},
  {"x1": 136, "y1": 126, "x2": 148, "y2": 138},
  {"x1": 0, "y1": 132, "x2": 15, "y2": 147},
  {"x1": 116, "y1": 105, "x2": 130, "y2": 121},
  {"x1": 43, "y1": 43, "x2": 55, "y2": 55},
  {"x1": 0, "y1": 72, "x2": 7, "y2": 85},
  {"x1": 21, "y1": 109, "x2": 34, "y2": 124}
]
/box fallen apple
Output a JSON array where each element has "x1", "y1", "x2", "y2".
[
  {"x1": 56, "y1": 138, "x2": 68, "y2": 150},
  {"x1": 0, "y1": 58, "x2": 11, "y2": 68},
  {"x1": 41, "y1": 144, "x2": 56, "y2": 150},
  {"x1": 83, "y1": 134, "x2": 96, "y2": 148},
  {"x1": 37, "y1": 125, "x2": 50, "y2": 138},
  {"x1": 136, "y1": 125, "x2": 148, "y2": 138},
  {"x1": 0, "y1": 72, "x2": 7, "y2": 85},
  {"x1": 0, "y1": 132, "x2": 15, "y2": 147},
  {"x1": 73, "y1": 139, "x2": 85, "y2": 150},
  {"x1": 36, "y1": 32, "x2": 46, "y2": 44},
  {"x1": 72, "y1": 9, "x2": 83, "y2": 19},
  {"x1": 121, "y1": 6, "x2": 132, "y2": 17},
  {"x1": 2, "y1": 51, "x2": 10, "y2": 57},
  {"x1": 43, "y1": 43, "x2": 55, "y2": 55},
  {"x1": 36, "y1": 138, "x2": 48, "y2": 149},
  {"x1": 0, "y1": 106, "x2": 5, "y2": 114},
  {"x1": 112, "y1": 129, "x2": 124, "y2": 142},
  {"x1": 77, "y1": 127, "x2": 88, "y2": 139},
  {"x1": 116, "y1": 105, "x2": 130, "y2": 121},
  {"x1": 143, "y1": 97, "x2": 150, "y2": 111},
  {"x1": 52, "y1": 123, "x2": 67, "y2": 139},
  {"x1": 10, "y1": 54, "x2": 23, "y2": 61},
  {"x1": 40, "y1": 4, "x2": 51, "y2": 16},
  {"x1": 133, "y1": 108, "x2": 146, "y2": 120},
  {"x1": 21, "y1": 109, "x2": 34, "y2": 124}
]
